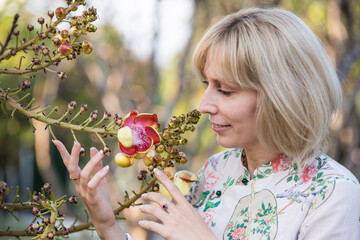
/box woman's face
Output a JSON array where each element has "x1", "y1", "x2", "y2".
[{"x1": 198, "y1": 53, "x2": 259, "y2": 149}]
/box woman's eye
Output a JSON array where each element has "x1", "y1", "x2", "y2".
[
  {"x1": 218, "y1": 89, "x2": 232, "y2": 96},
  {"x1": 201, "y1": 80, "x2": 209, "y2": 88}
]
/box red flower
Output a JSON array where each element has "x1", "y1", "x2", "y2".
[
  {"x1": 231, "y1": 227, "x2": 245, "y2": 239},
  {"x1": 117, "y1": 111, "x2": 160, "y2": 157},
  {"x1": 271, "y1": 155, "x2": 291, "y2": 173},
  {"x1": 300, "y1": 165, "x2": 318, "y2": 183}
]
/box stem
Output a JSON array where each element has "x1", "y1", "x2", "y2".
[
  {"x1": 95, "y1": 132, "x2": 106, "y2": 148},
  {"x1": 0, "y1": 90, "x2": 118, "y2": 136},
  {"x1": 48, "y1": 125, "x2": 57, "y2": 140},
  {"x1": 91, "y1": 117, "x2": 105, "y2": 128},
  {"x1": 16, "y1": 93, "x2": 30, "y2": 103}
]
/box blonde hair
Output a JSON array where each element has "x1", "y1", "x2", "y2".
[{"x1": 193, "y1": 7, "x2": 342, "y2": 166}]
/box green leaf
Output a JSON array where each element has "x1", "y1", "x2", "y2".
[
  {"x1": 264, "y1": 169, "x2": 272, "y2": 174},
  {"x1": 294, "y1": 175, "x2": 300, "y2": 182},
  {"x1": 317, "y1": 172, "x2": 324, "y2": 178},
  {"x1": 287, "y1": 176, "x2": 293, "y2": 182}
]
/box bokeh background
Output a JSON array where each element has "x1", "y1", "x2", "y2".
[{"x1": 1, "y1": 0, "x2": 360, "y2": 239}]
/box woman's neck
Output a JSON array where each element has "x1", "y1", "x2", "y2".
[{"x1": 243, "y1": 146, "x2": 280, "y2": 178}]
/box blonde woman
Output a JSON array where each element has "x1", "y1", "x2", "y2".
[{"x1": 53, "y1": 7, "x2": 360, "y2": 240}]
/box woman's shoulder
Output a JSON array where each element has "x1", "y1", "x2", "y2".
[
  {"x1": 314, "y1": 154, "x2": 359, "y2": 184},
  {"x1": 302, "y1": 154, "x2": 360, "y2": 208}
]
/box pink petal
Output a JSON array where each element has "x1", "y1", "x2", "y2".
[
  {"x1": 135, "y1": 137, "x2": 153, "y2": 153},
  {"x1": 145, "y1": 126, "x2": 161, "y2": 144},
  {"x1": 134, "y1": 113, "x2": 159, "y2": 127},
  {"x1": 119, "y1": 142, "x2": 138, "y2": 156},
  {"x1": 122, "y1": 111, "x2": 138, "y2": 128}
]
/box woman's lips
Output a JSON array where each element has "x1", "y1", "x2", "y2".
[{"x1": 211, "y1": 123, "x2": 231, "y2": 132}]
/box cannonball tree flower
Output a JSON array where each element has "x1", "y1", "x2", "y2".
[{"x1": 117, "y1": 111, "x2": 161, "y2": 158}]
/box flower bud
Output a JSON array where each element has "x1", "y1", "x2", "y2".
[
  {"x1": 31, "y1": 195, "x2": 39, "y2": 202},
  {"x1": 52, "y1": 35, "x2": 61, "y2": 46},
  {"x1": 162, "y1": 132, "x2": 171, "y2": 140},
  {"x1": 55, "y1": 7, "x2": 66, "y2": 18},
  {"x1": 46, "y1": 232, "x2": 54, "y2": 239},
  {"x1": 69, "y1": 4, "x2": 78, "y2": 11},
  {"x1": 87, "y1": 24, "x2": 97, "y2": 32},
  {"x1": 48, "y1": 10, "x2": 54, "y2": 18},
  {"x1": 90, "y1": 110, "x2": 98, "y2": 121},
  {"x1": 32, "y1": 206, "x2": 41, "y2": 216},
  {"x1": 104, "y1": 146, "x2": 111, "y2": 156},
  {"x1": 41, "y1": 47, "x2": 49, "y2": 56},
  {"x1": 80, "y1": 104, "x2": 88, "y2": 112},
  {"x1": 38, "y1": 17, "x2": 45, "y2": 24},
  {"x1": 152, "y1": 153, "x2": 163, "y2": 164},
  {"x1": 69, "y1": 26, "x2": 80, "y2": 37},
  {"x1": 143, "y1": 149, "x2": 155, "y2": 166},
  {"x1": 43, "y1": 183, "x2": 52, "y2": 192},
  {"x1": 82, "y1": 40, "x2": 93, "y2": 54},
  {"x1": 42, "y1": 216, "x2": 51, "y2": 225},
  {"x1": 67, "y1": 101, "x2": 77, "y2": 112},
  {"x1": 59, "y1": 42, "x2": 72, "y2": 56},
  {"x1": 21, "y1": 80, "x2": 31, "y2": 90},
  {"x1": 13, "y1": 30, "x2": 20, "y2": 36},
  {"x1": 67, "y1": 195, "x2": 79, "y2": 204},
  {"x1": 31, "y1": 57, "x2": 40, "y2": 65},
  {"x1": 28, "y1": 223, "x2": 40, "y2": 232},
  {"x1": 80, "y1": 147, "x2": 86, "y2": 156},
  {"x1": 0, "y1": 181, "x2": 9, "y2": 195},
  {"x1": 27, "y1": 24, "x2": 34, "y2": 31},
  {"x1": 137, "y1": 170, "x2": 148, "y2": 181},
  {"x1": 155, "y1": 145, "x2": 164, "y2": 153},
  {"x1": 115, "y1": 152, "x2": 135, "y2": 167},
  {"x1": 57, "y1": 71, "x2": 67, "y2": 79},
  {"x1": 60, "y1": 29, "x2": 69, "y2": 39}
]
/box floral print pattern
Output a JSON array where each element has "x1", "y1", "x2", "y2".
[{"x1": 188, "y1": 149, "x2": 360, "y2": 239}]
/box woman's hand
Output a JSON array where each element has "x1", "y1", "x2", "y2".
[
  {"x1": 139, "y1": 168, "x2": 217, "y2": 240},
  {"x1": 52, "y1": 140, "x2": 125, "y2": 240}
]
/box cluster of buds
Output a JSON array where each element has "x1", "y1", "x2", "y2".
[{"x1": 24, "y1": 183, "x2": 76, "y2": 238}]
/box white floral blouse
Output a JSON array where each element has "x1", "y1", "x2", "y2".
[{"x1": 187, "y1": 148, "x2": 360, "y2": 240}]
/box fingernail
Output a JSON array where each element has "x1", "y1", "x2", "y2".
[
  {"x1": 141, "y1": 193, "x2": 147, "y2": 199},
  {"x1": 51, "y1": 139, "x2": 55, "y2": 143},
  {"x1": 139, "y1": 206, "x2": 143, "y2": 210},
  {"x1": 138, "y1": 220, "x2": 144, "y2": 226},
  {"x1": 154, "y1": 168, "x2": 162, "y2": 177},
  {"x1": 90, "y1": 147, "x2": 96, "y2": 151}
]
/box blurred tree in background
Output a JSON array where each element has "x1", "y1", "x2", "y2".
[{"x1": 1, "y1": 0, "x2": 359, "y2": 239}]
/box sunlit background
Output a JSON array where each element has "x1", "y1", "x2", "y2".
[{"x1": 1, "y1": 0, "x2": 360, "y2": 239}]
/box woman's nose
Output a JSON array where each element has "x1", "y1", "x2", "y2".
[{"x1": 199, "y1": 88, "x2": 217, "y2": 115}]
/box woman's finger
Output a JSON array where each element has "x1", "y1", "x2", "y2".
[
  {"x1": 90, "y1": 147, "x2": 103, "y2": 174},
  {"x1": 154, "y1": 168, "x2": 187, "y2": 204},
  {"x1": 138, "y1": 220, "x2": 167, "y2": 239},
  {"x1": 141, "y1": 192, "x2": 172, "y2": 210},
  {"x1": 68, "y1": 142, "x2": 82, "y2": 178},
  {"x1": 139, "y1": 204, "x2": 169, "y2": 221},
  {"x1": 87, "y1": 165, "x2": 109, "y2": 196},
  {"x1": 80, "y1": 150, "x2": 104, "y2": 190},
  {"x1": 52, "y1": 140, "x2": 71, "y2": 167}
]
